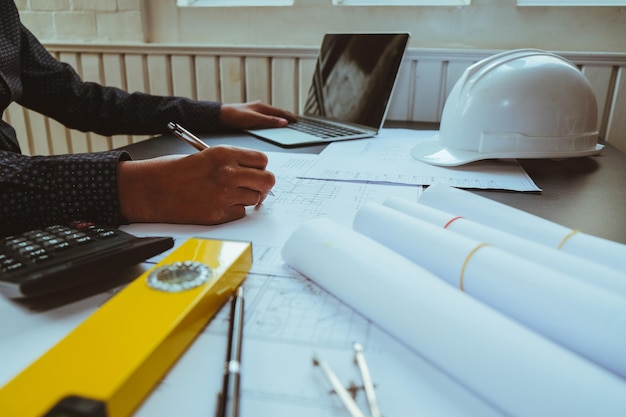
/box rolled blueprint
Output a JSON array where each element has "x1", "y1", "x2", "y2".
[
  {"x1": 382, "y1": 196, "x2": 626, "y2": 297},
  {"x1": 418, "y1": 183, "x2": 626, "y2": 271},
  {"x1": 353, "y1": 202, "x2": 626, "y2": 378},
  {"x1": 281, "y1": 218, "x2": 626, "y2": 417}
]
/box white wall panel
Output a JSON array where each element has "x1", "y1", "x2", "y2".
[
  {"x1": 245, "y1": 57, "x2": 271, "y2": 104},
  {"x1": 297, "y1": 58, "x2": 316, "y2": 113},
  {"x1": 605, "y1": 67, "x2": 626, "y2": 153},
  {"x1": 219, "y1": 57, "x2": 245, "y2": 103},
  {"x1": 5, "y1": 103, "x2": 30, "y2": 155},
  {"x1": 81, "y1": 53, "x2": 112, "y2": 152},
  {"x1": 271, "y1": 58, "x2": 297, "y2": 112},
  {"x1": 102, "y1": 54, "x2": 133, "y2": 148},
  {"x1": 387, "y1": 60, "x2": 414, "y2": 121},
  {"x1": 171, "y1": 55, "x2": 196, "y2": 100},
  {"x1": 583, "y1": 65, "x2": 617, "y2": 140},
  {"x1": 195, "y1": 56, "x2": 220, "y2": 101},
  {"x1": 411, "y1": 60, "x2": 445, "y2": 123}
]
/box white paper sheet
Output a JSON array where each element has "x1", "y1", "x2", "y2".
[
  {"x1": 382, "y1": 196, "x2": 626, "y2": 297},
  {"x1": 353, "y1": 202, "x2": 626, "y2": 378},
  {"x1": 299, "y1": 129, "x2": 541, "y2": 191},
  {"x1": 419, "y1": 184, "x2": 626, "y2": 271},
  {"x1": 281, "y1": 218, "x2": 626, "y2": 417}
]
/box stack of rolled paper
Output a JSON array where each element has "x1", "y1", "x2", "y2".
[
  {"x1": 419, "y1": 183, "x2": 625, "y2": 271},
  {"x1": 281, "y1": 185, "x2": 626, "y2": 417}
]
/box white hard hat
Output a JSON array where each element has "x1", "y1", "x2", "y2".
[{"x1": 411, "y1": 49, "x2": 603, "y2": 166}]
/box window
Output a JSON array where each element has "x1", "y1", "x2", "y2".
[
  {"x1": 177, "y1": 0, "x2": 293, "y2": 6},
  {"x1": 517, "y1": 0, "x2": 626, "y2": 5},
  {"x1": 177, "y1": 0, "x2": 471, "y2": 6},
  {"x1": 332, "y1": 0, "x2": 470, "y2": 5}
]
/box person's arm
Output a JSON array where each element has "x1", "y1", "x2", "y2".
[
  {"x1": 0, "y1": 144, "x2": 276, "y2": 235},
  {"x1": 0, "y1": 150, "x2": 130, "y2": 236},
  {"x1": 15, "y1": 23, "x2": 295, "y2": 136},
  {"x1": 0, "y1": 17, "x2": 290, "y2": 235}
]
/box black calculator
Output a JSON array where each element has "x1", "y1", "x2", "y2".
[{"x1": 0, "y1": 221, "x2": 174, "y2": 299}]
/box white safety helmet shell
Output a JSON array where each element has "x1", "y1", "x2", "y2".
[{"x1": 411, "y1": 49, "x2": 603, "y2": 166}]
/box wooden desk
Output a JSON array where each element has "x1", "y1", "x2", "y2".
[{"x1": 119, "y1": 123, "x2": 626, "y2": 245}]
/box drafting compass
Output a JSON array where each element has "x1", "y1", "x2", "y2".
[{"x1": 313, "y1": 342, "x2": 381, "y2": 417}]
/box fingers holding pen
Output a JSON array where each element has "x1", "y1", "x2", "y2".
[
  {"x1": 193, "y1": 146, "x2": 275, "y2": 210},
  {"x1": 213, "y1": 145, "x2": 275, "y2": 205},
  {"x1": 118, "y1": 146, "x2": 275, "y2": 225}
]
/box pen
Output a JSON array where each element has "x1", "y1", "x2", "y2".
[
  {"x1": 218, "y1": 286, "x2": 244, "y2": 417},
  {"x1": 167, "y1": 121, "x2": 209, "y2": 151}
]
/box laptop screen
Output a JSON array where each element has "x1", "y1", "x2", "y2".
[{"x1": 303, "y1": 33, "x2": 410, "y2": 130}]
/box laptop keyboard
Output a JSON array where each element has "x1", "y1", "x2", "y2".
[{"x1": 287, "y1": 118, "x2": 364, "y2": 139}]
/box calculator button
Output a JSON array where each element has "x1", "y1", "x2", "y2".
[
  {"x1": 18, "y1": 244, "x2": 43, "y2": 256},
  {"x1": 2, "y1": 260, "x2": 24, "y2": 273},
  {"x1": 23, "y1": 247, "x2": 46, "y2": 258},
  {"x1": 42, "y1": 238, "x2": 62, "y2": 247},
  {"x1": 1, "y1": 257, "x2": 16, "y2": 268},
  {"x1": 49, "y1": 241, "x2": 71, "y2": 251},
  {"x1": 68, "y1": 234, "x2": 93, "y2": 245},
  {"x1": 7, "y1": 240, "x2": 33, "y2": 251},
  {"x1": 31, "y1": 253, "x2": 52, "y2": 263},
  {"x1": 71, "y1": 221, "x2": 95, "y2": 230},
  {"x1": 5, "y1": 237, "x2": 28, "y2": 246},
  {"x1": 55, "y1": 229, "x2": 75, "y2": 237},
  {"x1": 97, "y1": 230, "x2": 117, "y2": 239},
  {"x1": 23, "y1": 230, "x2": 45, "y2": 239}
]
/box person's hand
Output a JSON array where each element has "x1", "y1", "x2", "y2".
[
  {"x1": 220, "y1": 101, "x2": 297, "y2": 130},
  {"x1": 117, "y1": 146, "x2": 275, "y2": 225}
]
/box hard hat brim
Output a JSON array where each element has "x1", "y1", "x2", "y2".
[{"x1": 411, "y1": 135, "x2": 604, "y2": 167}]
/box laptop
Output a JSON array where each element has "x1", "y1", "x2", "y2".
[{"x1": 246, "y1": 32, "x2": 410, "y2": 148}]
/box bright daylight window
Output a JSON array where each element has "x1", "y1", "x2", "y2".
[
  {"x1": 517, "y1": 0, "x2": 626, "y2": 5},
  {"x1": 177, "y1": 0, "x2": 294, "y2": 6},
  {"x1": 177, "y1": 0, "x2": 472, "y2": 6},
  {"x1": 332, "y1": 0, "x2": 470, "y2": 4}
]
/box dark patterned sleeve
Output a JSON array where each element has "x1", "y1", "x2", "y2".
[{"x1": 0, "y1": 150, "x2": 131, "y2": 236}]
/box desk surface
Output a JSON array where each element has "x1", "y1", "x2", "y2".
[{"x1": 119, "y1": 123, "x2": 626, "y2": 245}]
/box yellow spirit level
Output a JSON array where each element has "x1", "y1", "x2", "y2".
[{"x1": 0, "y1": 238, "x2": 252, "y2": 417}]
